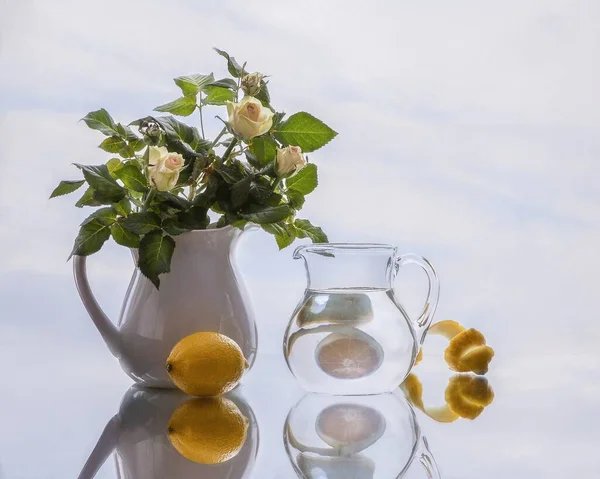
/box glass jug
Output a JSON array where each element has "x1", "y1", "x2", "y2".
[
  {"x1": 284, "y1": 244, "x2": 439, "y2": 395},
  {"x1": 284, "y1": 393, "x2": 440, "y2": 478}
]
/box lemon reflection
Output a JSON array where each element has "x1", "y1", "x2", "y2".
[
  {"x1": 77, "y1": 386, "x2": 258, "y2": 479},
  {"x1": 402, "y1": 373, "x2": 495, "y2": 423}
]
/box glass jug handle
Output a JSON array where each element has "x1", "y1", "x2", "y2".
[
  {"x1": 418, "y1": 436, "x2": 442, "y2": 479},
  {"x1": 394, "y1": 253, "x2": 440, "y2": 343}
]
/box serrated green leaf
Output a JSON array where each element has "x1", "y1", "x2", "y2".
[
  {"x1": 208, "y1": 78, "x2": 238, "y2": 89},
  {"x1": 249, "y1": 176, "x2": 273, "y2": 204},
  {"x1": 286, "y1": 189, "x2": 306, "y2": 209},
  {"x1": 121, "y1": 212, "x2": 161, "y2": 235},
  {"x1": 285, "y1": 163, "x2": 317, "y2": 195},
  {"x1": 231, "y1": 176, "x2": 252, "y2": 210},
  {"x1": 155, "y1": 191, "x2": 191, "y2": 211},
  {"x1": 174, "y1": 74, "x2": 215, "y2": 96},
  {"x1": 80, "y1": 207, "x2": 116, "y2": 227},
  {"x1": 294, "y1": 219, "x2": 328, "y2": 243},
  {"x1": 262, "y1": 222, "x2": 296, "y2": 249},
  {"x1": 273, "y1": 112, "x2": 337, "y2": 153},
  {"x1": 154, "y1": 116, "x2": 211, "y2": 151},
  {"x1": 114, "y1": 164, "x2": 148, "y2": 193},
  {"x1": 163, "y1": 206, "x2": 209, "y2": 235},
  {"x1": 154, "y1": 96, "x2": 197, "y2": 117},
  {"x1": 250, "y1": 136, "x2": 278, "y2": 166},
  {"x1": 81, "y1": 109, "x2": 119, "y2": 136},
  {"x1": 111, "y1": 221, "x2": 140, "y2": 248},
  {"x1": 75, "y1": 164, "x2": 126, "y2": 203},
  {"x1": 50, "y1": 180, "x2": 85, "y2": 199},
  {"x1": 98, "y1": 136, "x2": 126, "y2": 154},
  {"x1": 202, "y1": 85, "x2": 235, "y2": 105},
  {"x1": 137, "y1": 231, "x2": 176, "y2": 288},
  {"x1": 214, "y1": 48, "x2": 244, "y2": 77},
  {"x1": 241, "y1": 204, "x2": 293, "y2": 224},
  {"x1": 75, "y1": 187, "x2": 102, "y2": 207},
  {"x1": 106, "y1": 158, "x2": 123, "y2": 177},
  {"x1": 114, "y1": 197, "x2": 132, "y2": 216},
  {"x1": 69, "y1": 219, "x2": 111, "y2": 258}
]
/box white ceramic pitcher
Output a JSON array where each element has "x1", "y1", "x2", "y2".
[{"x1": 73, "y1": 226, "x2": 257, "y2": 387}]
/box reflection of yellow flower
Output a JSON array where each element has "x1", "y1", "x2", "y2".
[
  {"x1": 401, "y1": 373, "x2": 495, "y2": 423},
  {"x1": 429, "y1": 320, "x2": 495, "y2": 375}
]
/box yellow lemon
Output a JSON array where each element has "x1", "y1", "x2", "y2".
[
  {"x1": 167, "y1": 397, "x2": 249, "y2": 464},
  {"x1": 166, "y1": 332, "x2": 247, "y2": 397}
]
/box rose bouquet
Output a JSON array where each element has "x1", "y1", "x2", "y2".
[{"x1": 51, "y1": 49, "x2": 337, "y2": 288}]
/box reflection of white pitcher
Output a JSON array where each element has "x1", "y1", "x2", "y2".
[
  {"x1": 77, "y1": 386, "x2": 259, "y2": 479},
  {"x1": 284, "y1": 393, "x2": 440, "y2": 478},
  {"x1": 73, "y1": 226, "x2": 258, "y2": 387}
]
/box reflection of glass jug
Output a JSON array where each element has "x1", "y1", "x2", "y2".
[
  {"x1": 77, "y1": 386, "x2": 258, "y2": 479},
  {"x1": 284, "y1": 244, "x2": 440, "y2": 395},
  {"x1": 284, "y1": 393, "x2": 440, "y2": 479}
]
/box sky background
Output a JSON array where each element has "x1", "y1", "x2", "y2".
[{"x1": 1, "y1": 0, "x2": 599, "y2": 477}]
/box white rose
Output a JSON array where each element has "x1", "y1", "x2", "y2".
[
  {"x1": 147, "y1": 146, "x2": 185, "y2": 191},
  {"x1": 241, "y1": 72, "x2": 264, "y2": 96},
  {"x1": 276, "y1": 146, "x2": 306, "y2": 177},
  {"x1": 226, "y1": 96, "x2": 274, "y2": 141}
]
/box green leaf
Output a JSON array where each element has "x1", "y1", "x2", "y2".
[
  {"x1": 154, "y1": 96, "x2": 197, "y2": 117},
  {"x1": 111, "y1": 221, "x2": 140, "y2": 248},
  {"x1": 106, "y1": 158, "x2": 123, "y2": 177},
  {"x1": 163, "y1": 206, "x2": 209, "y2": 235},
  {"x1": 80, "y1": 207, "x2": 116, "y2": 227},
  {"x1": 254, "y1": 82, "x2": 271, "y2": 107},
  {"x1": 137, "y1": 231, "x2": 176, "y2": 288},
  {"x1": 75, "y1": 187, "x2": 102, "y2": 207},
  {"x1": 69, "y1": 219, "x2": 111, "y2": 258},
  {"x1": 272, "y1": 112, "x2": 286, "y2": 128},
  {"x1": 231, "y1": 177, "x2": 252, "y2": 210},
  {"x1": 114, "y1": 197, "x2": 132, "y2": 216},
  {"x1": 273, "y1": 112, "x2": 337, "y2": 153},
  {"x1": 114, "y1": 164, "x2": 148, "y2": 193},
  {"x1": 262, "y1": 222, "x2": 296, "y2": 250},
  {"x1": 81, "y1": 109, "x2": 119, "y2": 136},
  {"x1": 174, "y1": 74, "x2": 215, "y2": 96},
  {"x1": 294, "y1": 219, "x2": 328, "y2": 243},
  {"x1": 50, "y1": 180, "x2": 85, "y2": 199},
  {"x1": 208, "y1": 78, "x2": 238, "y2": 89},
  {"x1": 99, "y1": 136, "x2": 127, "y2": 153},
  {"x1": 154, "y1": 116, "x2": 211, "y2": 151},
  {"x1": 214, "y1": 48, "x2": 244, "y2": 77},
  {"x1": 202, "y1": 85, "x2": 235, "y2": 105},
  {"x1": 286, "y1": 163, "x2": 318, "y2": 195},
  {"x1": 155, "y1": 191, "x2": 191, "y2": 211},
  {"x1": 241, "y1": 204, "x2": 293, "y2": 224},
  {"x1": 286, "y1": 189, "x2": 306, "y2": 209},
  {"x1": 193, "y1": 174, "x2": 220, "y2": 208},
  {"x1": 121, "y1": 212, "x2": 161, "y2": 235},
  {"x1": 250, "y1": 136, "x2": 278, "y2": 166},
  {"x1": 116, "y1": 123, "x2": 140, "y2": 141},
  {"x1": 75, "y1": 164, "x2": 126, "y2": 203},
  {"x1": 249, "y1": 176, "x2": 274, "y2": 204}
]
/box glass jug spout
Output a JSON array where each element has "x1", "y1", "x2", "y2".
[{"x1": 293, "y1": 243, "x2": 397, "y2": 291}]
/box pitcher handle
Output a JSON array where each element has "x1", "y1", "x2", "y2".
[
  {"x1": 417, "y1": 436, "x2": 442, "y2": 479},
  {"x1": 77, "y1": 415, "x2": 121, "y2": 479},
  {"x1": 73, "y1": 255, "x2": 121, "y2": 357},
  {"x1": 394, "y1": 253, "x2": 440, "y2": 343}
]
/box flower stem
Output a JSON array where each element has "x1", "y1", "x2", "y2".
[
  {"x1": 198, "y1": 96, "x2": 206, "y2": 139},
  {"x1": 209, "y1": 127, "x2": 227, "y2": 150},
  {"x1": 222, "y1": 137, "x2": 239, "y2": 163},
  {"x1": 142, "y1": 189, "x2": 156, "y2": 212}
]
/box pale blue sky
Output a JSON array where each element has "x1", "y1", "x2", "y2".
[{"x1": 1, "y1": 0, "x2": 599, "y2": 477}]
